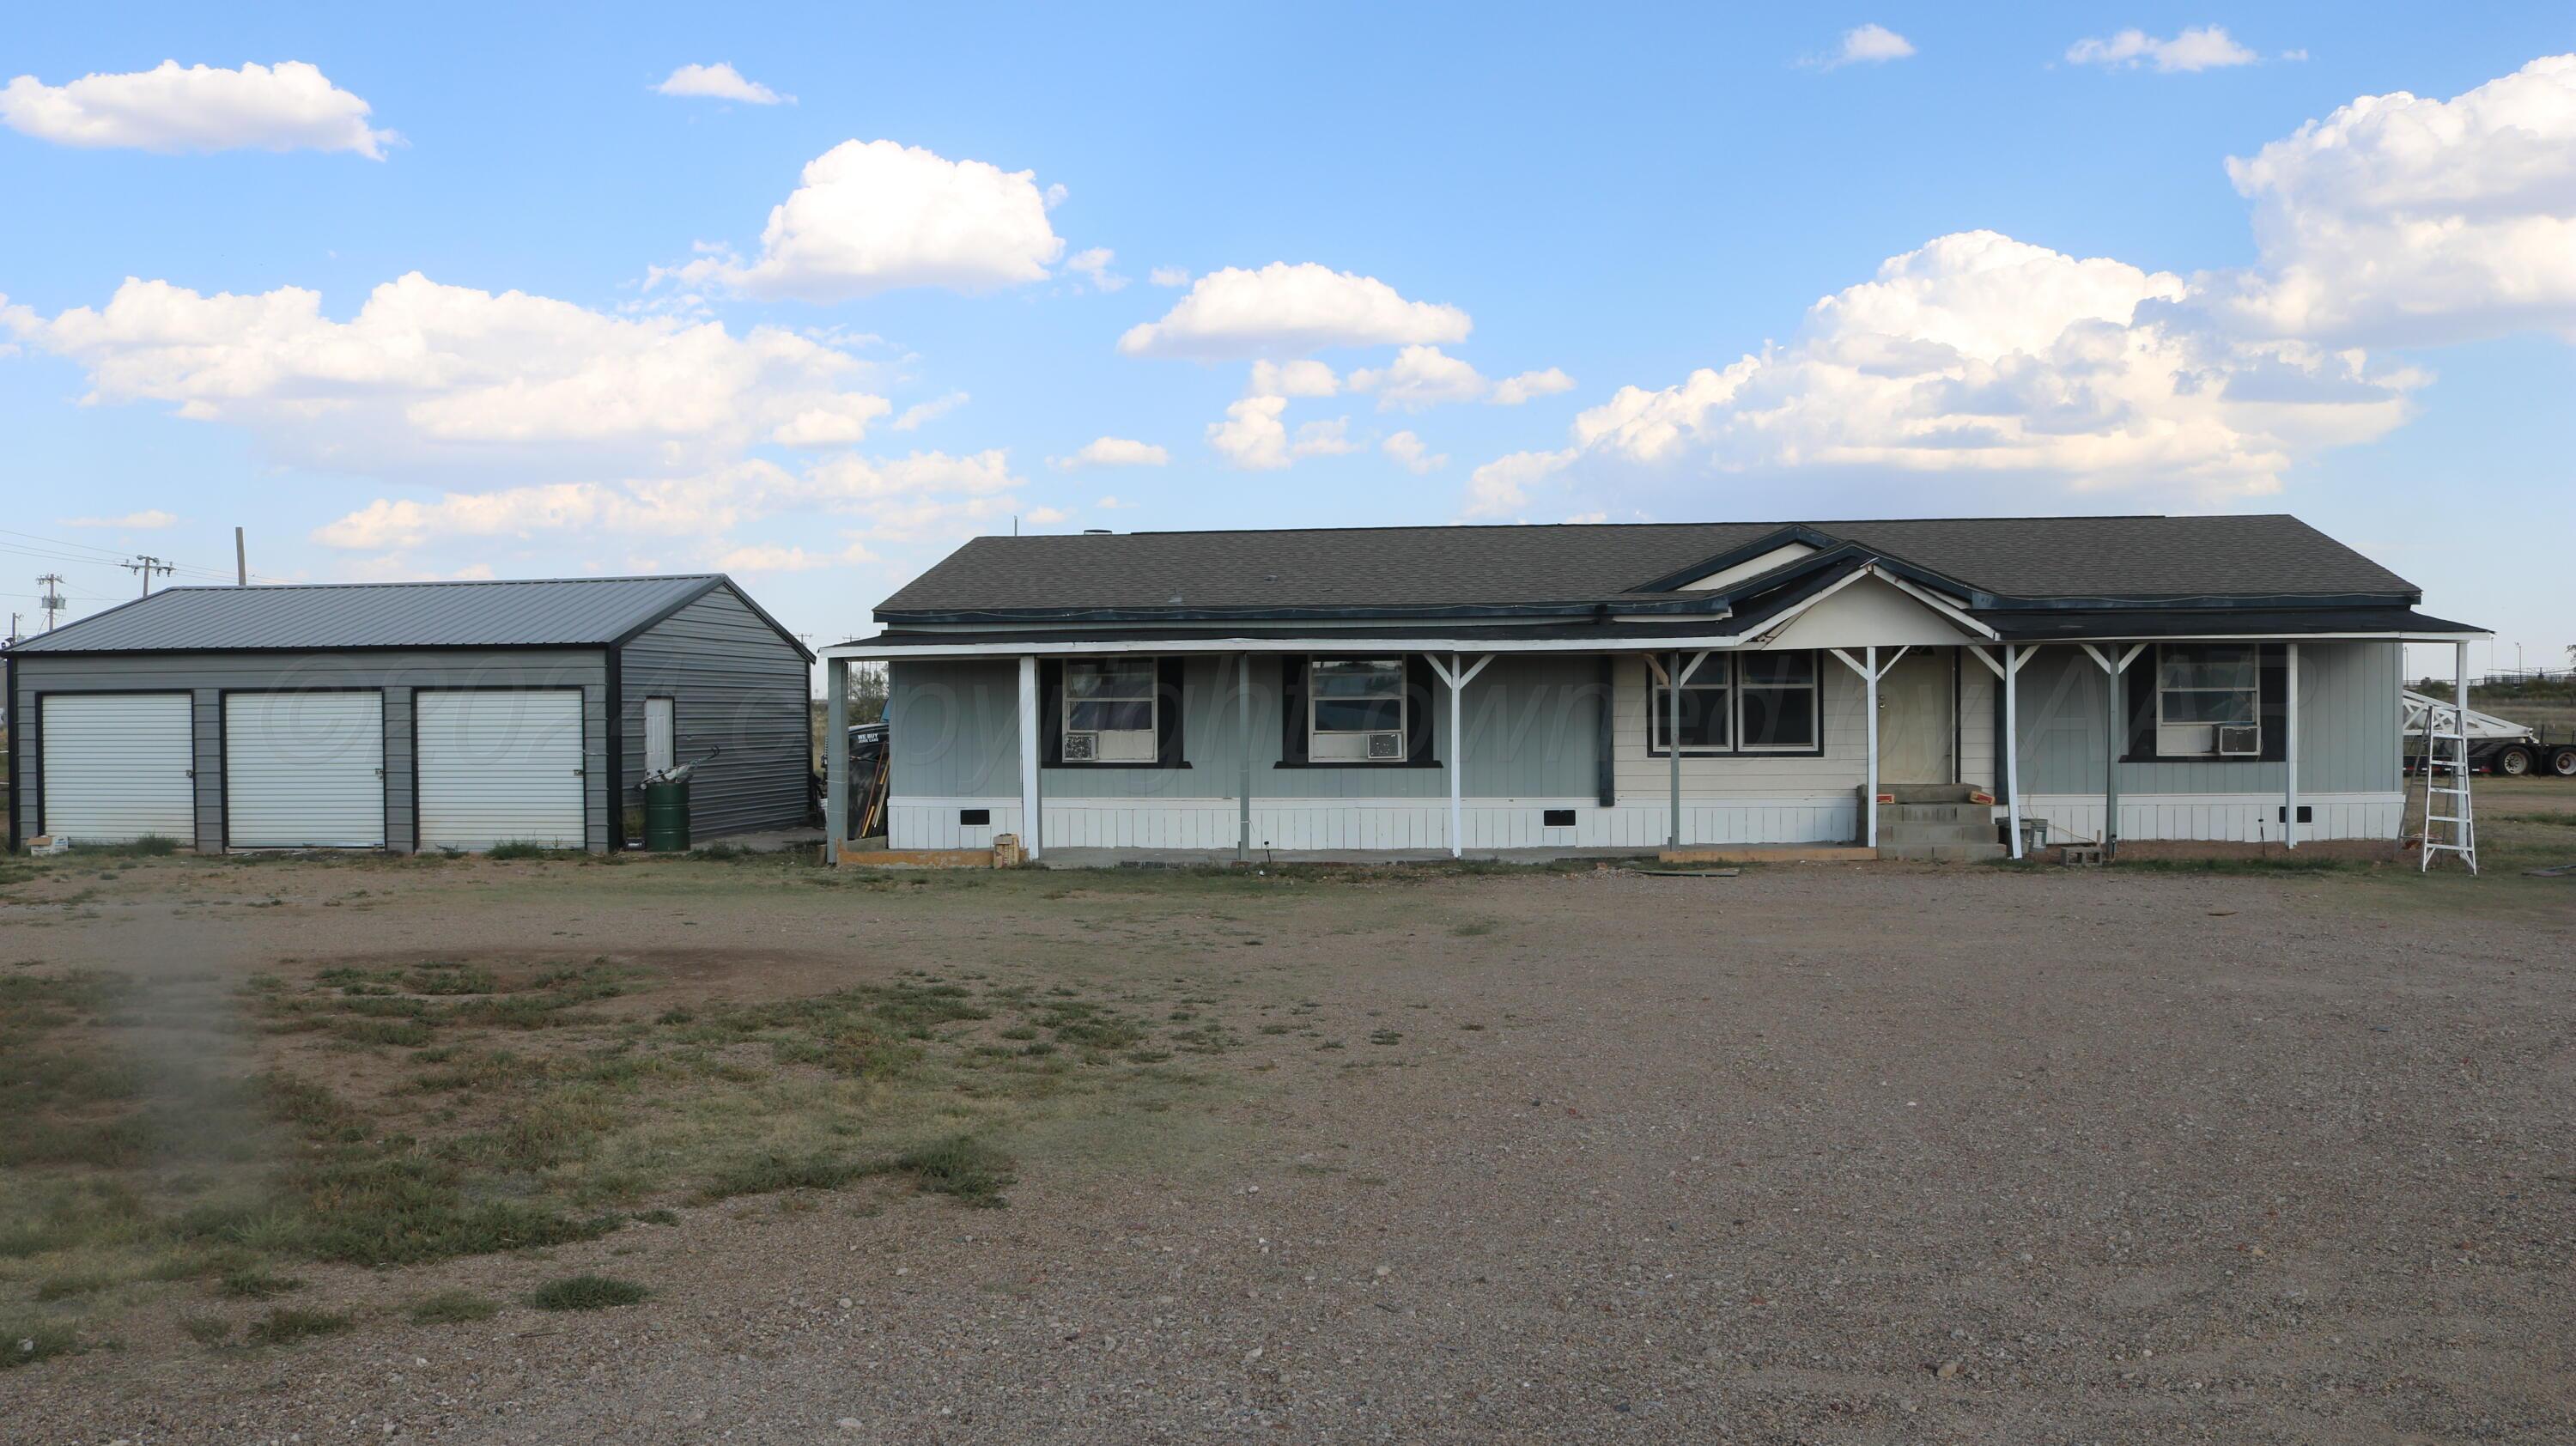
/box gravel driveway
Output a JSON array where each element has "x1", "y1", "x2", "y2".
[{"x1": 9, "y1": 855, "x2": 2573, "y2": 1443}]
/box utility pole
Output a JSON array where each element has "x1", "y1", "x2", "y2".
[
  {"x1": 37, "y1": 574, "x2": 66, "y2": 631},
  {"x1": 235, "y1": 526, "x2": 247, "y2": 586},
  {"x1": 124, "y1": 555, "x2": 175, "y2": 598}
]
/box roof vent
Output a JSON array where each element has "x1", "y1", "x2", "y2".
[{"x1": 1083, "y1": 528, "x2": 1112, "y2": 535}]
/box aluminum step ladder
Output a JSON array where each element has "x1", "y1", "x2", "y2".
[{"x1": 2416, "y1": 696, "x2": 2477, "y2": 874}]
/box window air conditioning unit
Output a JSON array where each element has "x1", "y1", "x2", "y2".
[
  {"x1": 2215, "y1": 723, "x2": 2259, "y2": 757},
  {"x1": 1365, "y1": 731, "x2": 1402, "y2": 760},
  {"x1": 1061, "y1": 732, "x2": 1097, "y2": 762}
]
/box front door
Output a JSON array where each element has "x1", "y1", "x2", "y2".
[{"x1": 1877, "y1": 649, "x2": 1954, "y2": 782}]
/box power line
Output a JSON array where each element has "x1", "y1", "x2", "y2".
[{"x1": 36, "y1": 574, "x2": 66, "y2": 631}]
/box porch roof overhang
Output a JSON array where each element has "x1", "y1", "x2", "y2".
[{"x1": 1984, "y1": 605, "x2": 2488, "y2": 642}]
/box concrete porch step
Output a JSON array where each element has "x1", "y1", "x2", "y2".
[
  {"x1": 1876, "y1": 822, "x2": 1998, "y2": 846},
  {"x1": 1877, "y1": 803, "x2": 1988, "y2": 827},
  {"x1": 1877, "y1": 841, "x2": 2008, "y2": 862}
]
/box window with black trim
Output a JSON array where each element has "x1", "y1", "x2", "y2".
[
  {"x1": 1648, "y1": 652, "x2": 1822, "y2": 756},
  {"x1": 2154, "y1": 644, "x2": 2259, "y2": 757},
  {"x1": 1309, "y1": 658, "x2": 1407, "y2": 762},
  {"x1": 1736, "y1": 652, "x2": 1818, "y2": 750},
  {"x1": 1062, "y1": 659, "x2": 1157, "y2": 763},
  {"x1": 1649, "y1": 657, "x2": 1729, "y2": 750}
]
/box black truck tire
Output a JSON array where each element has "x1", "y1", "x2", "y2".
[
  {"x1": 2547, "y1": 745, "x2": 2576, "y2": 778},
  {"x1": 2493, "y1": 744, "x2": 2536, "y2": 776}
]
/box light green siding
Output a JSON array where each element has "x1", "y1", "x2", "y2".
[
  {"x1": 887, "y1": 653, "x2": 1607, "y2": 801},
  {"x1": 2014, "y1": 641, "x2": 2398, "y2": 796},
  {"x1": 887, "y1": 660, "x2": 1021, "y2": 798}
]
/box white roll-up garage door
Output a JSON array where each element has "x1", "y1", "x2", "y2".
[
  {"x1": 416, "y1": 690, "x2": 587, "y2": 852},
  {"x1": 224, "y1": 692, "x2": 386, "y2": 849},
  {"x1": 41, "y1": 694, "x2": 196, "y2": 844}
]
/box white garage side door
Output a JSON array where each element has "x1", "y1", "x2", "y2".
[
  {"x1": 42, "y1": 694, "x2": 195, "y2": 844},
  {"x1": 416, "y1": 690, "x2": 587, "y2": 852},
  {"x1": 224, "y1": 692, "x2": 386, "y2": 849}
]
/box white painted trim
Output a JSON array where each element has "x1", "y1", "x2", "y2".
[
  {"x1": 1677, "y1": 541, "x2": 1817, "y2": 592},
  {"x1": 823, "y1": 626, "x2": 2484, "y2": 662},
  {"x1": 1017, "y1": 655, "x2": 1040, "y2": 859},
  {"x1": 2285, "y1": 641, "x2": 2300, "y2": 849}
]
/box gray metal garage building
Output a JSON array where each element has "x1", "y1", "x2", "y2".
[{"x1": 4, "y1": 574, "x2": 813, "y2": 854}]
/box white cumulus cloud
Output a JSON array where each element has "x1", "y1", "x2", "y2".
[
  {"x1": 654, "y1": 63, "x2": 792, "y2": 105},
  {"x1": 1119, "y1": 263, "x2": 1471, "y2": 358},
  {"x1": 1347, "y1": 346, "x2": 1577, "y2": 410},
  {"x1": 2212, "y1": 53, "x2": 2576, "y2": 344},
  {"x1": 1065, "y1": 247, "x2": 1127, "y2": 292},
  {"x1": 666, "y1": 139, "x2": 1065, "y2": 301},
  {"x1": 60, "y1": 508, "x2": 179, "y2": 529},
  {"x1": 1052, "y1": 436, "x2": 1170, "y2": 469},
  {"x1": 1205, "y1": 396, "x2": 1360, "y2": 469},
  {"x1": 1464, "y1": 228, "x2": 2424, "y2": 517},
  {"x1": 7, "y1": 273, "x2": 890, "y2": 477},
  {"x1": 2066, "y1": 27, "x2": 2258, "y2": 73},
  {"x1": 314, "y1": 450, "x2": 1025, "y2": 559},
  {"x1": 889, "y1": 391, "x2": 969, "y2": 432},
  {"x1": 0, "y1": 60, "x2": 396, "y2": 157},
  {"x1": 1822, "y1": 24, "x2": 1916, "y2": 67},
  {"x1": 1382, "y1": 431, "x2": 1448, "y2": 475},
  {"x1": 1248, "y1": 359, "x2": 1340, "y2": 398}
]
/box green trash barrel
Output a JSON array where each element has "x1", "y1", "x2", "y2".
[{"x1": 643, "y1": 779, "x2": 691, "y2": 851}]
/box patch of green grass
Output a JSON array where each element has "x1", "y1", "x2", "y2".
[
  {"x1": 337, "y1": 1018, "x2": 436, "y2": 1048},
  {"x1": 1, "y1": 1319, "x2": 84, "y2": 1368},
  {"x1": 2117, "y1": 854, "x2": 2363, "y2": 874},
  {"x1": 524, "y1": 1274, "x2": 648, "y2": 1311},
  {"x1": 408, "y1": 963, "x2": 501, "y2": 995},
  {"x1": 2500, "y1": 811, "x2": 2576, "y2": 828},
  {"x1": 633, "y1": 1207, "x2": 681, "y2": 1226},
  {"x1": 1449, "y1": 920, "x2": 1497, "y2": 937},
  {"x1": 67, "y1": 835, "x2": 179, "y2": 858},
  {"x1": 406, "y1": 1290, "x2": 500, "y2": 1325},
  {"x1": 245, "y1": 1307, "x2": 351, "y2": 1346},
  {"x1": 890, "y1": 1135, "x2": 1013, "y2": 1209},
  {"x1": 217, "y1": 1267, "x2": 303, "y2": 1300},
  {"x1": 696, "y1": 1151, "x2": 871, "y2": 1201},
  {"x1": 179, "y1": 1314, "x2": 231, "y2": 1346},
  {"x1": 1369, "y1": 1029, "x2": 1404, "y2": 1046},
  {"x1": 485, "y1": 840, "x2": 550, "y2": 860}
]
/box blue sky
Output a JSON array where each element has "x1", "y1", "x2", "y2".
[{"x1": 3, "y1": 5, "x2": 2570, "y2": 676}]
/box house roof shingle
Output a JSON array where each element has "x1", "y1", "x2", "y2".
[{"x1": 875, "y1": 514, "x2": 2418, "y2": 619}]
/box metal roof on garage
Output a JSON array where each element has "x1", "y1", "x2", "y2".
[{"x1": 4, "y1": 574, "x2": 807, "y2": 656}]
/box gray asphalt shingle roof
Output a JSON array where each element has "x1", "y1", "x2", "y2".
[
  {"x1": 874, "y1": 514, "x2": 2417, "y2": 617},
  {"x1": 9, "y1": 575, "x2": 730, "y2": 653}
]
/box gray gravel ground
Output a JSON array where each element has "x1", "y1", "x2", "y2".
[{"x1": 9, "y1": 858, "x2": 2574, "y2": 1443}]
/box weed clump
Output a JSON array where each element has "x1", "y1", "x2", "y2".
[{"x1": 524, "y1": 1274, "x2": 647, "y2": 1311}]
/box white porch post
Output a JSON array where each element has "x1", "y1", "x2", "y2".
[
  {"x1": 1236, "y1": 652, "x2": 1253, "y2": 862},
  {"x1": 2004, "y1": 644, "x2": 2022, "y2": 860},
  {"x1": 1667, "y1": 652, "x2": 1682, "y2": 848},
  {"x1": 1017, "y1": 654, "x2": 1040, "y2": 860},
  {"x1": 1451, "y1": 653, "x2": 1464, "y2": 857},
  {"x1": 1429, "y1": 652, "x2": 1492, "y2": 860},
  {"x1": 2284, "y1": 641, "x2": 2300, "y2": 848},
  {"x1": 824, "y1": 657, "x2": 848, "y2": 863},
  {"x1": 1864, "y1": 644, "x2": 1879, "y2": 850}
]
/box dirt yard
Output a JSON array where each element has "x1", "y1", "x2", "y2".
[{"x1": 3, "y1": 823, "x2": 2573, "y2": 1443}]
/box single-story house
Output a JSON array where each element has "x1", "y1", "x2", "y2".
[
  {"x1": 820, "y1": 515, "x2": 2484, "y2": 864},
  {"x1": 5, "y1": 574, "x2": 812, "y2": 854}
]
